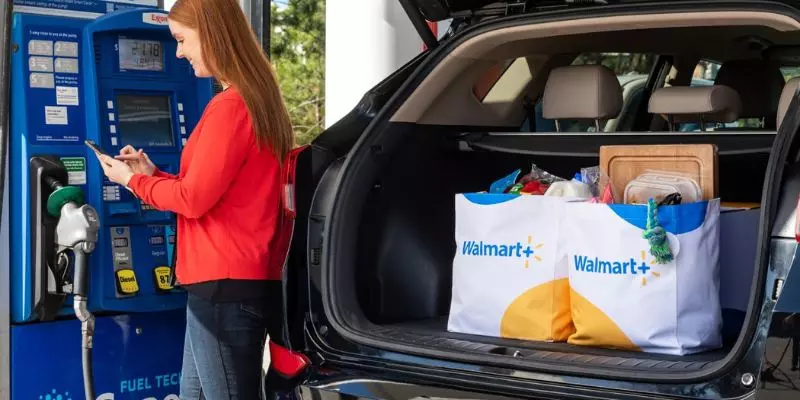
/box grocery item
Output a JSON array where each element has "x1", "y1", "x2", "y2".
[
  {"x1": 599, "y1": 144, "x2": 717, "y2": 203},
  {"x1": 544, "y1": 180, "x2": 592, "y2": 199},
  {"x1": 580, "y1": 166, "x2": 602, "y2": 197},
  {"x1": 521, "y1": 181, "x2": 548, "y2": 195},
  {"x1": 490, "y1": 169, "x2": 521, "y2": 194},
  {"x1": 623, "y1": 170, "x2": 703, "y2": 205},
  {"x1": 521, "y1": 163, "x2": 565, "y2": 185}
]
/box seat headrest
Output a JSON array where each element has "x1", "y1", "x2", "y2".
[
  {"x1": 714, "y1": 59, "x2": 785, "y2": 119},
  {"x1": 777, "y1": 77, "x2": 800, "y2": 129},
  {"x1": 648, "y1": 85, "x2": 742, "y2": 124},
  {"x1": 542, "y1": 65, "x2": 622, "y2": 120}
]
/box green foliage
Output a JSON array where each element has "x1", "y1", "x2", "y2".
[
  {"x1": 783, "y1": 66, "x2": 800, "y2": 81},
  {"x1": 270, "y1": 0, "x2": 325, "y2": 146}
]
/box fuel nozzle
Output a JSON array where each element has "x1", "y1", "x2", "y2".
[{"x1": 47, "y1": 176, "x2": 99, "y2": 400}]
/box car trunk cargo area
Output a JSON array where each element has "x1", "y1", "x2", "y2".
[{"x1": 326, "y1": 123, "x2": 773, "y2": 378}]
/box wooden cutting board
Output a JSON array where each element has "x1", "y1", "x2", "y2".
[{"x1": 599, "y1": 144, "x2": 718, "y2": 203}]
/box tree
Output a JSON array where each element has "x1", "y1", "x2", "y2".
[{"x1": 270, "y1": 0, "x2": 326, "y2": 146}]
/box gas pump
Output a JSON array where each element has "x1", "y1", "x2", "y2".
[{"x1": 5, "y1": 1, "x2": 213, "y2": 398}]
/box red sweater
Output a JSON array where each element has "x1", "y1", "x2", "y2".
[{"x1": 127, "y1": 89, "x2": 281, "y2": 284}]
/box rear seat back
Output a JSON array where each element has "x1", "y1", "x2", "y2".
[
  {"x1": 542, "y1": 65, "x2": 623, "y2": 132},
  {"x1": 714, "y1": 59, "x2": 785, "y2": 128},
  {"x1": 777, "y1": 77, "x2": 800, "y2": 129},
  {"x1": 648, "y1": 85, "x2": 742, "y2": 131}
]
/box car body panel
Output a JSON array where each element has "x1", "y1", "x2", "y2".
[{"x1": 404, "y1": 0, "x2": 800, "y2": 21}]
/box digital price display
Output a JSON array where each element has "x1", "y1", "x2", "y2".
[
  {"x1": 113, "y1": 237, "x2": 129, "y2": 248},
  {"x1": 149, "y1": 236, "x2": 165, "y2": 246},
  {"x1": 118, "y1": 38, "x2": 163, "y2": 72}
]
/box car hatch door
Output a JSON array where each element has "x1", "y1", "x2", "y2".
[
  {"x1": 267, "y1": 50, "x2": 429, "y2": 379},
  {"x1": 747, "y1": 82, "x2": 800, "y2": 393},
  {"x1": 397, "y1": 0, "x2": 530, "y2": 49}
]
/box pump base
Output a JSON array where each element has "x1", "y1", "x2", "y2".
[{"x1": 10, "y1": 309, "x2": 186, "y2": 399}]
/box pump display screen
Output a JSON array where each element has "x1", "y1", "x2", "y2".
[
  {"x1": 118, "y1": 38, "x2": 163, "y2": 72},
  {"x1": 115, "y1": 94, "x2": 174, "y2": 147}
]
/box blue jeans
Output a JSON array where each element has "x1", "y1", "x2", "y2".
[{"x1": 180, "y1": 293, "x2": 268, "y2": 399}]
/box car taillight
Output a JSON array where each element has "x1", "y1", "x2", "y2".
[
  {"x1": 269, "y1": 341, "x2": 310, "y2": 378},
  {"x1": 283, "y1": 183, "x2": 295, "y2": 215},
  {"x1": 281, "y1": 145, "x2": 306, "y2": 218},
  {"x1": 795, "y1": 194, "x2": 800, "y2": 242}
]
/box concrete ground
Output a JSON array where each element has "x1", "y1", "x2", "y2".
[{"x1": 758, "y1": 337, "x2": 799, "y2": 399}]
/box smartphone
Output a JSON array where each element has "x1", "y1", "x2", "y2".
[{"x1": 84, "y1": 139, "x2": 110, "y2": 157}]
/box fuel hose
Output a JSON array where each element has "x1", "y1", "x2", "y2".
[{"x1": 73, "y1": 248, "x2": 95, "y2": 400}]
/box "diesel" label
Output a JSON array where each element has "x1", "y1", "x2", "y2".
[{"x1": 116, "y1": 269, "x2": 140, "y2": 295}]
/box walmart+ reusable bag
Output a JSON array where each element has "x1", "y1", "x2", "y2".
[
  {"x1": 447, "y1": 193, "x2": 575, "y2": 342},
  {"x1": 563, "y1": 199, "x2": 722, "y2": 355}
]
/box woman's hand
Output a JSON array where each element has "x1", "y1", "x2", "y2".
[
  {"x1": 96, "y1": 154, "x2": 135, "y2": 187},
  {"x1": 115, "y1": 145, "x2": 156, "y2": 176}
]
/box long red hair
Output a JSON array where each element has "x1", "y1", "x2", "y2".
[{"x1": 169, "y1": 0, "x2": 295, "y2": 161}]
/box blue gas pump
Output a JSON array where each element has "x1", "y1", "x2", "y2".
[{"x1": 7, "y1": 1, "x2": 213, "y2": 398}]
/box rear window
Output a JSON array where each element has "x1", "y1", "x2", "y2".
[
  {"x1": 697, "y1": 59, "x2": 800, "y2": 82},
  {"x1": 473, "y1": 59, "x2": 516, "y2": 101},
  {"x1": 688, "y1": 59, "x2": 794, "y2": 131},
  {"x1": 571, "y1": 52, "x2": 656, "y2": 76},
  {"x1": 472, "y1": 58, "x2": 532, "y2": 103},
  {"x1": 524, "y1": 52, "x2": 656, "y2": 133}
]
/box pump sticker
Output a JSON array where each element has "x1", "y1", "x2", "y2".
[
  {"x1": 28, "y1": 39, "x2": 53, "y2": 56},
  {"x1": 44, "y1": 106, "x2": 68, "y2": 125},
  {"x1": 59, "y1": 157, "x2": 86, "y2": 185},
  {"x1": 56, "y1": 86, "x2": 79, "y2": 106},
  {"x1": 54, "y1": 41, "x2": 78, "y2": 57},
  {"x1": 55, "y1": 57, "x2": 79, "y2": 73},
  {"x1": 29, "y1": 72, "x2": 54, "y2": 89},
  {"x1": 116, "y1": 269, "x2": 139, "y2": 295},
  {"x1": 153, "y1": 266, "x2": 173, "y2": 291},
  {"x1": 28, "y1": 56, "x2": 53, "y2": 72}
]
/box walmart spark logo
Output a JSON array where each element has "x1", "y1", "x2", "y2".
[
  {"x1": 573, "y1": 250, "x2": 661, "y2": 287},
  {"x1": 460, "y1": 236, "x2": 544, "y2": 268},
  {"x1": 39, "y1": 389, "x2": 71, "y2": 400}
]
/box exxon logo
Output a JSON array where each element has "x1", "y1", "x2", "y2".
[{"x1": 143, "y1": 12, "x2": 168, "y2": 26}]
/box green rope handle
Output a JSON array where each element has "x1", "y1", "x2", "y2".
[{"x1": 642, "y1": 198, "x2": 673, "y2": 264}]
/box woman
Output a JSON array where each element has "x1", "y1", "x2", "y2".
[{"x1": 96, "y1": 0, "x2": 294, "y2": 398}]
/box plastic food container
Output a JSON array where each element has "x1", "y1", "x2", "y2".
[{"x1": 623, "y1": 171, "x2": 703, "y2": 204}]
